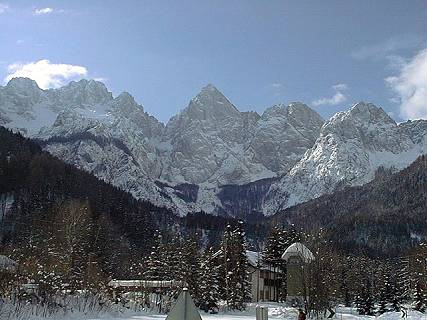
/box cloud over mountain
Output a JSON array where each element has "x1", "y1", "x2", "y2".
[
  {"x1": 4, "y1": 59, "x2": 88, "y2": 89},
  {"x1": 386, "y1": 48, "x2": 427, "y2": 120}
]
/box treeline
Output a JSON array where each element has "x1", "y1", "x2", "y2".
[
  {"x1": 139, "y1": 222, "x2": 251, "y2": 312},
  {"x1": 273, "y1": 156, "x2": 427, "y2": 257},
  {"x1": 262, "y1": 226, "x2": 427, "y2": 317},
  {"x1": 0, "y1": 127, "x2": 265, "y2": 290}
]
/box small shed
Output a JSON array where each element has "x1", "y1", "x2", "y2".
[
  {"x1": 107, "y1": 279, "x2": 185, "y2": 312},
  {"x1": 108, "y1": 279, "x2": 184, "y2": 290},
  {"x1": 281, "y1": 242, "x2": 314, "y2": 306}
]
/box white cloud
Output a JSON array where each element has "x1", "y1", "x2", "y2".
[
  {"x1": 332, "y1": 83, "x2": 348, "y2": 91},
  {"x1": 93, "y1": 77, "x2": 108, "y2": 82},
  {"x1": 386, "y1": 48, "x2": 427, "y2": 120},
  {"x1": 351, "y1": 35, "x2": 423, "y2": 60},
  {"x1": 271, "y1": 83, "x2": 283, "y2": 88},
  {"x1": 34, "y1": 7, "x2": 53, "y2": 15},
  {"x1": 4, "y1": 59, "x2": 88, "y2": 89},
  {"x1": 0, "y1": 3, "x2": 9, "y2": 14},
  {"x1": 312, "y1": 83, "x2": 348, "y2": 107},
  {"x1": 268, "y1": 82, "x2": 285, "y2": 97}
]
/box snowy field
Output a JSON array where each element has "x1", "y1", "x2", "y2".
[
  {"x1": 3, "y1": 301, "x2": 427, "y2": 320},
  {"x1": 84, "y1": 305, "x2": 427, "y2": 320}
]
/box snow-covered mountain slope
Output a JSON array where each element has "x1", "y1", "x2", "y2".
[
  {"x1": 3, "y1": 78, "x2": 425, "y2": 217},
  {"x1": 250, "y1": 102, "x2": 325, "y2": 175},
  {"x1": 160, "y1": 85, "x2": 324, "y2": 185},
  {"x1": 0, "y1": 78, "x2": 324, "y2": 216},
  {"x1": 263, "y1": 102, "x2": 427, "y2": 215}
]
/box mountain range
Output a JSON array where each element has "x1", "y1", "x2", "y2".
[
  {"x1": 272, "y1": 154, "x2": 427, "y2": 256},
  {"x1": 1, "y1": 77, "x2": 426, "y2": 217}
]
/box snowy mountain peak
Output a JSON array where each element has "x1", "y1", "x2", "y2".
[
  {"x1": 348, "y1": 101, "x2": 395, "y2": 124},
  {"x1": 57, "y1": 79, "x2": 112, "y2": 106},
  {"x1": 4, "y1": 78, "x2": 427, "y2": 218},
  {"x1": 5, "y1": 77, "x2": 42, "y2": 94},
  {"x1": 288, "y1": 101, "x2": 319, "y2": 115},
  {"x1": 262, "y1": 101, "x2": 317, "y2": 115},
  {"x1": 288, "y1": 101, "x2": 311, "y2": 109},
  {"x1": 201, "y1": 83, "x2": 218, "y2": 92},
  {"x1": 195, "y1": 83, "x2": 223, "y2": 98},
  {"x1": 323, "y1": 102, "x2": 396, "y2": 138},
  {"x1": 113, "y1": 91, "x2": 141, "y2": 110},
  {"x1": 188, "y1": 84, "x2": 240, "y2": 117},
  {"x1": 263, "y1": 100, "x2": 427, "y2": 215}
]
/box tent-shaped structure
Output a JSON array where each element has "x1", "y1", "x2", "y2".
[{"x1": 166, "y1": 288, "x2": 202, "y2": 320}]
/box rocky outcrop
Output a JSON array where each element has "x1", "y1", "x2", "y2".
[
  {"x1": 4, "y1": 78, "x2": 425, "y2": 218},
  {"x1": 263, "y1": 102, "x2": 427, "y2": 214}
]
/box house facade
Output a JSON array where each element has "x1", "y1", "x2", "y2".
[{"x1": 246, "y1": 250, "x2": 282, "y2": 302}]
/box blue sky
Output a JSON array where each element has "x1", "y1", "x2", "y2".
[{"x1": 1, "y1": 0, "x2": 426, "y2": 122}]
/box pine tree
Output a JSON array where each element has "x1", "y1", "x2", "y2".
[
  {"x1": 220, "y1": 222, "x2": 251, "y2": 310},
  {"x1": 262, "y1": 226, "x2": 284, "y2": 267},
  {"x1": 262, "y1": 225, "x2": 302, "y2": 302},
  {"x1": 167, "y1": 236, "x2": 183, "y2": 282},
  {"x1": 377, "y1": 275, "x2": 392, "y2": 314},
  {"x1": 339, "y1": 257, "x2": 353, "y2": 307},
  {"x1": 144, "y1": 230, "x2": 167, "y2": 280},
  {"x1": 398, "y1": 257, "x2": 411, "y2": 304},
  {"x1": 179, "y1": 237, "x2": 201, "y2": 303},
  {"x1": 356, "y1": 279, "x2": 375, "y2": 315},
  {"x1": 233, "y1": 222, "x2": 251, "y2": 309},
  {"x1": 390, "y1": 276, "x2": 403, "y2": 312},
  {"x1": 413, "y1": 281, "x2": 426, "y2": 312},
  {"x1": 198, "y1": 247, "x2": 221, "y2": 313}
]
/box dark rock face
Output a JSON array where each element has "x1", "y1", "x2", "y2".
[{"x1": 217, "y1": 178, "x2": 277, "y2": 221}]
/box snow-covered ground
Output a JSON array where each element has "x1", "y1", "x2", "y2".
[
  {"x1": 2, "y1": 301, "x2": 426, "y2": 320},
  {"x1": 85, "y1": 305, "x2": 427, "y2": 320}
]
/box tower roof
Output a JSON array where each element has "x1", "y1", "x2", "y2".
[{"x1": 281, "y1": 242, "x2": 315, "y2": 263}]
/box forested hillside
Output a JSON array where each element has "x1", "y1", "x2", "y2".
[
  {"x1": 272, "y1": 156, "x2": 427, "y2": 256},
  {"x1": 0, "y1": 127, "x2": 266, "y2": 283},
  {"x1": 0, "y1": 126, "x2": 176, "y2": 280}
]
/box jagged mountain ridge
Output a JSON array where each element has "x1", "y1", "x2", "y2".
[
  {"x1": 1, "y1": 77, "x2": 427, "y2": 217},
  {"x1": 263, "y1": 102, "x2": 427, "y2": 214},
  {"x1": 271, "y1": 154, "x2": 427, "y2": 256},
  {"x1": 0, "y1": 78, "x2": 324, "y2": 216}
]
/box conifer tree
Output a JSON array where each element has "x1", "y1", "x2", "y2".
[
  {"x1": 220, "y1": 222, "x2": 251, "y2": 310},
  {"x1": 356, "y1": 278, "x2": 375, "y2": 315},
  {"x1": 144, "y1": 230, "x2": 167, "y2": 280},
  {"x1": 180, "y1": 237, "x2": 201, "y2": 302},
  {"x1": 262, "y1": 225, "x2": 302, "y2": 301},
  {"x1": 198, "y1": 247, "x2": 221, "y2": 313},
  {"x1": 233, "y1": 222, "x2": 251, "y2": 309},
  {"x1": 398, "y1": 257, "x2": 411, "y2": 304},
  {"x1": 262, "y1": 226, "x2": 284, "y2": 267},
  {"x1": 413, "y1": 281, "x2": 426, "y2": 312},
  {"x1": 377, "y1": 274, "x2": 392, "y2": 314}
]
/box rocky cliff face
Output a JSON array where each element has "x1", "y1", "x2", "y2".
[
  {"x1": 263, "y1": 102, "x2": 427, "y2": 214},
  {"x1": 160, "y1": 85, "x2": 324, "y2": 186},
  {"x1": 0, "y1": 78, "x2": 325, "y2": 216},
  {"x1": 2, "y1": 78, "x2": 426, "y2": 217}
]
